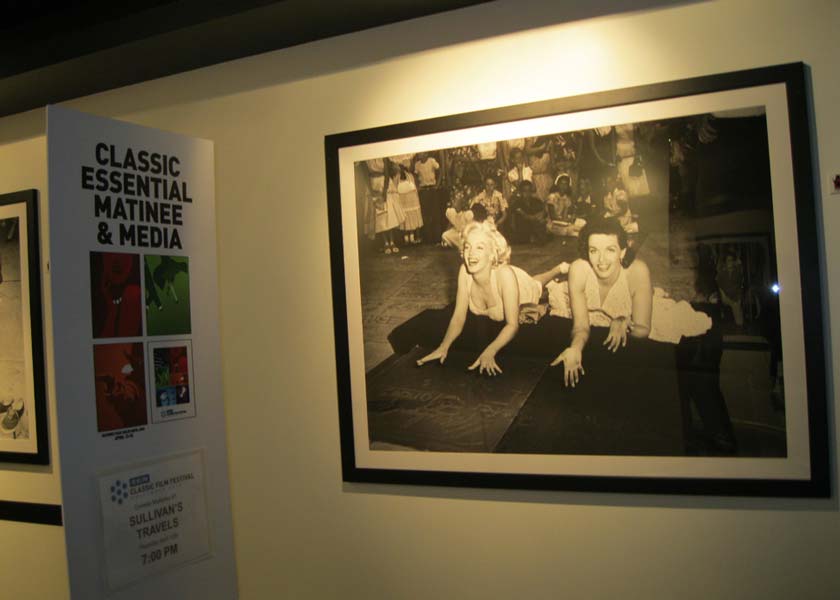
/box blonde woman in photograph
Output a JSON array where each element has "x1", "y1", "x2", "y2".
[{"x1": 417, "y1": 220, "x2": 567, "y2": 375}]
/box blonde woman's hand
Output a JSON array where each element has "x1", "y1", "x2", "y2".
[
  {"x1": 468, "y1": 350, "x2": 502, "y2": 376},
  {"x1": 417, "y1": 346, "x2": 448, "y2": 366},
  {"x1": 604, "y1": 317, "x2": 629, "y2": 353},
  {"x1": 550, "y1": 347, "x2": 584, "y2": 387}
]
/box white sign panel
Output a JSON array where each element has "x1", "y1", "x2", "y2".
[
  {"x1": 98, "y1": 451, "x2": 210, "y2": 592},
  {"x1": 48, "y1": 106, "x2": 237, "y2": 599}
]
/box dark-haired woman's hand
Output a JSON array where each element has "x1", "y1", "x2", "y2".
[
  {"x1": 604, "y1": 317, "x2": 629, "y2": 353},
  {"x1": 550, "y1": 347, "x2": 584, "y2": 387}
]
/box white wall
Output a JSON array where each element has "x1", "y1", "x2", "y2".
[{"x1": 2, "y1": 0, "x2": 838, "y2": 598}]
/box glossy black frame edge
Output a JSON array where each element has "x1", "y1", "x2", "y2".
[
  {"x1": 0, "y1": 190, "x2": 50, "y2": 466},
  {"x1": 0, "y1": 499, "x2": 62, "y2": 526},
  {"x1": 324, "y1": 62, "x2": 830, "y2": 498}
]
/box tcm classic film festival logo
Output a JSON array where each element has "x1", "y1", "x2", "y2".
[{"x1": 108, "y1": 470, "x2": 196, "y2": 540}]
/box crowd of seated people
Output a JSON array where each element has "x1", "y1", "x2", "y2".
[{"x1": 359, "y1": 132, "x2": 646, "y2": 255}]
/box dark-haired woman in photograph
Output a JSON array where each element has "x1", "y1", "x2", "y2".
[
  {"x1": 548, "y1": 218, "x2": 652, "y2": 386},
  {"x1": 547, "y1": 217, "x2": 712, "y2": 386}
]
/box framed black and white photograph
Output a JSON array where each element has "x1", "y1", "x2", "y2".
[
  {"x1": 0, "y1": 190, "x2": 48, "y2": 465},
  {"x1": 325, "y1": 63, "x2": 828, "y2": 496}
]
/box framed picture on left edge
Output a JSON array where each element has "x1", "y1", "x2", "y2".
[
  {"x1": 325, "y1": 63, "x2": 828, "y2": 497},
  {"x1": 0, "y1": 190, "x2": 48, "y2": 465}
]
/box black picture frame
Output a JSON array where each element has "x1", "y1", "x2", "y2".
[
  {"x1": 325, "y1": 63, "x2": 828, "y2": 497},
  {"x1": 0, "y1": 189, "x2": 49, "y2": 465}
]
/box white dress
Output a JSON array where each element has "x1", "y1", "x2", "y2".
[
  {"x1": 388, "y1": 175, "x2": 423, "y2": 231},
  {"x1": 546, "y1": 262, "x2": 712, "y2": 343},
  {"x1": 373, "y1": 194, "x2": 404, "y2": 233}
]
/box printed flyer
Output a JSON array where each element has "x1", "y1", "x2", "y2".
[
  {"x1": 48, "y1": 106, "x2": 236, "y2": 599},
  {"x1": 98, "y1": 451, "x2": 211, "y2": 592}
]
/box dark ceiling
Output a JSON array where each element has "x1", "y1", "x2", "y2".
[
  {"x1": 0, "y1": 0, "x2": 491, "y2": 117},
  {"x1": 0, "y1": 0, "x2": 702, "y2": 119}
]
